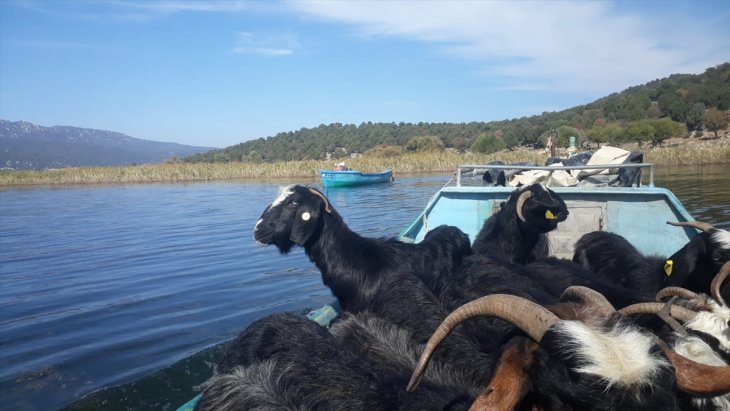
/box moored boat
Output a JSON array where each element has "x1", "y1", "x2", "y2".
[
  {"x1": 398, "y1": 162, "x2": 697, "y2": 258},
  {"x1": 319, "y1": 168, "x2": 393, "y2": 188}
]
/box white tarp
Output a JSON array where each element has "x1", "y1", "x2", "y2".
[{"x1": 507, "y1": 146, "x2": 632, "y2": 187}]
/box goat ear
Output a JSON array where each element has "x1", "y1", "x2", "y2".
[
  {"x1": 471, "y1": 337, "x2": 537, "y2": 410},
  {"x1": 289, "y1": 205, "x2": 320, "y2": 245}
]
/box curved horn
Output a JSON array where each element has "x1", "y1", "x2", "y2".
[
  {"x1": 655, "y1": 287, "x2": 700, "y2": 302},
  {"x1": 515, "y1": 190, "x2": 533, "y2": 222},
  {"x1": 307, "y1": 188, "x2": 332, "y2": 213},
  {"x1": 661, "y1": 347, "x2": 730, "y2": 396},
  {"x1": 560, "y1": 286, "x2": 616, "y2": 317},
  {"x1": 406, "y1": 294, "x2": 558, "y2": 392},
  {"x1": 618, "y1": 302, "x2": 697, "y2": 323},
  {"x1": 667, "y1": 220, "x2": 715, "y2": 233},
  {"x1": 710, "y1": 262, "x2": 729, "y2": 306}
]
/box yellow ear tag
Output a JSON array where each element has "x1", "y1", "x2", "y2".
[
  {"x1": 664, "y1": 260, "x2": 673, "y2": 276},
  {"x1": 545, "y1": 210, "x2": 557, "y2": 220},
  {"x1": 301, "y1": 212, "x2": 311, "y2": 221}
]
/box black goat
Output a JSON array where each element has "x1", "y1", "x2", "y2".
[
  {"x1": 252, "y1": 184, "x2": 489, "y2": 387},
  {"x1": 253, "y1": 184, "x2": 471, "y2": 311},
  {"x1": 196, "y1": 313, "x2": 475, "y2": 410},
  {"x1": 471, "y1": 183, "x2": 568, "y2": 264},
  {"x1": 408, "y1": 289, "x2": 730, "y2": 411},
  {"x1": 436, "y1": 253, "x2": 657, "y2": 354},
  {"x1": 573, "y1": 220, "x2": 730, "y2": 299}
]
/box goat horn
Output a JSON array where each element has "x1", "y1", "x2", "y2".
[
  {"x1": 655, "y1": 287, "x2": 700, "y2": 302},
  {"x1": 406, "y1": 294, "x2": 558, "y2": 392},
  {"x1": 667, "y1": 220, "x2": 715, "y2": 233},
  {"x1": 710, "y1": 262, "x2": 729, "y2": 306},
  {"x1": 618, "y1": 302, "x2": 696, "y2": 322},
  {"x1": 661, "y1": 347, "x2": 730, "y2": 396},
  {"x1": 308, "y1": 188, "x2": 332, "y2": 213},
  {"x1": 515, "y1": 191, "x2": 533, "y2": 222},
  {"x1": 560, "y1": 286, "x2": 616, "y2": 317}
]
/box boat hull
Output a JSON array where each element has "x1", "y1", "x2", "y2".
[{"x1": 320, "y1": 169, "x2": 393, "y2": 188}]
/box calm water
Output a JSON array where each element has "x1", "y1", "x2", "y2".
[{"x1": 0, "y1": 166, "x2": 728, "y2": 410}]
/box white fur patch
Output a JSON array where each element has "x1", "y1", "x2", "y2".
[
  {"x1": 252, "y1": 217, "x2": 270, "y2": 244},
  {"x1": 555, "y1": 321, "x2": 669, "y2": 387},
  {"x1": 711, "y1": 229, "x2": 730, "y2": 251},
  {"x1": 673, "y1": 335, "x2": 726, "y2": 366},
  {"x1": 685, "y1": 303, "x2": 730, "y2": 353},
  {"x1": 271, "y1": 185, "x2": 296, "y2": 208}
]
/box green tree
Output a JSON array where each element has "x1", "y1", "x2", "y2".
[
  {"x1": 470, "y1": 134, "x2": 506, "y2": 154},
  {"x1": 705, "y1": 108, "x2": 728, "y2": 138},
  {"x1": 244, "y1": 151, "x2": 264, "y2": 163},
  {"x1": 556, "y1": 126, "x2": 582, "y2": 148},
  {"x1": 685, "y1": 103, "x2": 706, "y2": 131},
  {"x1": 405, "y1": 135, "x2": 444, "y2": 152},
  {"x1": 364, "y1": 145, "x2": 403, "y2": 157},
  {"x1": 626, "y1": 121, "x2": 655, "y2": 145},
  {"x1": 648, "y1": 118, "x2": 686, "y2": 145}
]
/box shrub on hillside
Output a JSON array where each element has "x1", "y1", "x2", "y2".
[
  {"x1": 365, "y1": 145, "x2": 403, "y2": 157},
  {"x1": 470, "y1": 134, "x2": 506, "y2": 154},
  {"x1": 405, "y1": 135, "x2": 445, "y2": 152}
]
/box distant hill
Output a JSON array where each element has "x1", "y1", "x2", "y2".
[
  {"x1": 186, "y1": 62, "x2": 729, "y2": 163},
  {"x1": 0, "y1": 120, "x2": 215, "y2": 170}
]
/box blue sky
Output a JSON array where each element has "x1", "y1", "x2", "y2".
[{"x1": 1, "y1": 0, "x2": 729, "y2": 148}]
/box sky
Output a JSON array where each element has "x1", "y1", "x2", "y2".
[{"x1": 1, "y1": 1, "x2": 729, "y2": 149}]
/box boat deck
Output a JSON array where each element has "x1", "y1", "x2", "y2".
[{"x1": 399, "y1": 163, "x2": 695, "y2": 259}]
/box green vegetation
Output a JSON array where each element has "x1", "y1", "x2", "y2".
[
  {"x1": 2, "y1": 63, "x2": 728, "y2": 186},
  {"x1": 587, "y1": 118, "x2": 687, "y2": 146},
  {"x1": 705, "y1": 108, "x2": 729, "y2": 138},
  {"x1": 471, "y1": 134, "x2": 506, "y2": 154},
  {"x1": 2, "y1": 141, "x2": 727, "y2": 186},
  {"x1": 186, "y1": 63, "x2": 729, "y2": 164}
]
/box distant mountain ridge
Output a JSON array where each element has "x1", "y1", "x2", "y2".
[{"x1": 0, "y1": 120, "x2": 215, "y2": 170}]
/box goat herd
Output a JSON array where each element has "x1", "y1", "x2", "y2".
[{"x1": 195, "y1": 183, "x2": 730, "y2": 411}]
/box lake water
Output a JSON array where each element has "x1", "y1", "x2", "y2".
[{"x1": 0, "y1": 165, "x2": 728, "y2": 411}]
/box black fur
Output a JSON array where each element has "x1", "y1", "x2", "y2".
[
  {"x1": 472, "y1": 183, "x2": 568, "y2": 264},
  {"x1": 573, "y1": 229, "x2": 730, "y2": 297},
  {"x1": 197, "y1": 313, "x2": 473, "y2": 411},
  {"x1": 252, "y1": 185, "x2": 490, "y2": 387}
]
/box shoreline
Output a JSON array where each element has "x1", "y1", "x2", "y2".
[{"x1": 1, "y1": 138, "x2": 728, "y2": 187}]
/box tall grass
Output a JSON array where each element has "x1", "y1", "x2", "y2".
[{"x1": 1, "y1": 141, "x2": 727, "y2": 186}]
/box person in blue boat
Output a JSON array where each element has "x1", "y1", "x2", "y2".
[{"x1": 334, "y1": 161, "x2": 350, "y2": 171}]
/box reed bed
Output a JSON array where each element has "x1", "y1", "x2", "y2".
[{"x1": 1, "y1": 141, "x2": 727, "y2": 186}]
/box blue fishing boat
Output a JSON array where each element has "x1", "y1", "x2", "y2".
[
  {"x1": 398, "y1": 162, "x2": 697, "y2": 257},
  {"x1": 319, "y1": 168, "x2": 393, "y2": 188}
]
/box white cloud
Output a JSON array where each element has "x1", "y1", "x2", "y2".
[
  {"x1": 284, "y1": 0, "x2": 729, "y2": 93},
  {"x1": 232, "y1": 32, "x2": 299, "y2": 56}
]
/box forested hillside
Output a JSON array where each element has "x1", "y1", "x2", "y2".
[{"x1": 186, "y1": 63, "x2": 730, "y2": 164}]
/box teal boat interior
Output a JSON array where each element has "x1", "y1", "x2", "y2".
[{"x1": 398, "y1": 163, "x2": 696, "y2": 258}]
